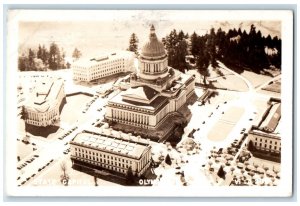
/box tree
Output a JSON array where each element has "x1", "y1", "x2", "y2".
[
  {"x1": 126, "y1": 166, "x2": 135, "y2": 185},
  {"x1": 66, "y1": 62, "x2": 71, "y2": 69},
  {"x1": 72, "y1": 48, "x2": 82, "y2": 61},
  {"x1": 164, "y1": 29, "x2": 188, "y2": 72},
  {"x1": 247, "y1": 140, "x2": 255, "y2": 151},
  {"x1": 18, "y1": 56, "x2": 27, "y2": 71},
  {"x1": 190, "y1": 32, "x2": 200, "y2": 56},
  {"x1": 41, "y1": 45, "x2": 49, "y2": 65},
  {"x1": 207, "y1": 28, "x2": 218, "y2": 68},
  {"x1": 37, "y1": 44, "x2": 43, "y2": 60},
  {"x1": 34, "y1": 58, "x2": 46, "y2": 71},
  {"x1": 60, "y1": 161, "x2": 70, "y2": 186},
  {"x1": 196, "y1": 46, "x2": 210, "y2": 85},
  {"x1": 48, "y1": 42, "x2": 62, "y2": 70},
  {"x1": 217, "y1": 165, "x2": 226, "y2": 179},
  {"x1": 28, "y1": 48, "x2": 36, "y2": 70},
  {"x1": 165, "y1": 154, "x2": 172, "y2": 165},
  {"x1": 128, "y1": 33, "x2": 139, "y2": 55}
]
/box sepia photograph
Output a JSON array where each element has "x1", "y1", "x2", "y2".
[{"x1": 5, "y1": 9, "x2": 294, "y2": 197}]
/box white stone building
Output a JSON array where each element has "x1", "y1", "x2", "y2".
[
  {"x1": 72, "y1": 51, "x2": 135, "y2": 82},
  {"x1": 70, "y1": 130, "x2": 152, "y2": 177},
  {"x1": 23, "y1": 78, "x2": 66, "y2": 127},
  {"x1": 105, "y1": 25, "x2": 195, "y2": 131},
  {"x1": 248, "y1": 99, "x2": 281, "y2": 154}
]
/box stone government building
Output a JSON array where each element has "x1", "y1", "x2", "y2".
[
  {"x1": 105, "y1": 25, "x2": 195, "y2": 142},
  {"x1": 23, "y1": 78, "x2": 66, "y2": 127},
  {"x1": 70, "y1": 130, "x2": 152, "y2": 179}
]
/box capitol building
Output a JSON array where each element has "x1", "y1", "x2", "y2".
[{"x1": 105, "y1": 25, "x2": 195, "y2": 142}]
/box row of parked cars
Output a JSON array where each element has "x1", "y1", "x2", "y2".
[
  {"x1": 37, "y1": 159, "x2": 54, "y2": 173},
  {"x1": 18, "y1": 159, "x2": 54, "y2": 187},
  {"x1": 58, "y1": 126, "x2": 78, "y2": 140},
  {"x1": 17, "y1": 154, "x2": 39, "y2": 170},
  {"x1": 63, "y1": 148, "x2": 71, "y2": 155}
]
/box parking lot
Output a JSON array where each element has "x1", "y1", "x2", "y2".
[{"x1": 60, "y1": 94, "x2": 92, "y2": 125}]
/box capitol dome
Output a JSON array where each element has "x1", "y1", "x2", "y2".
[{"x1": 141, "y1": 25, "x2": 167, "y2": 59}]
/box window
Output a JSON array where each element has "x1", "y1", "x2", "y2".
[
  {"x1": 265, "y1": 140, "x2": 267, "y2": 143},
  {"x1": 269, "y1": 145, "x2": 272, "y2": 149},
  {"x1": 275, "y1": 142, "x2": 277, "y2": 145}
]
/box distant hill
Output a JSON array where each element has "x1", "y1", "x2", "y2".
[{"x1": 18, "y1": 14, "x2": 280, "y2": 58}]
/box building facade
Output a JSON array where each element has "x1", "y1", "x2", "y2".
[
  {"x1": 23, "y1": 78, "x2": 66, "y2": 127},
  {"x1": 105, "y1": 25, "x2": 195, "y2": 131},
  {"x1": 248, "y1": 98, "x2": 281, "y2": 154},
  {"x1": 72, "y1": 51, "x2": 134, "y2": 82},
  {"x1": 70, "y1": 130, "x2": 152, "y2": 177}
]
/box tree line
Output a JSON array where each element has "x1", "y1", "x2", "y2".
[
  {"x1": 127, "y1": 24, "x2": 281, "y2": 78},
  {"x1": 18, "y1": 43, "x2": 82, "y2": 71},
  {"x1": 164, "y1": 25, "x2": 281, "y2": 75}
]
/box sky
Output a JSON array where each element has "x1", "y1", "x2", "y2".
[{"x1": 17, "y1": 10, "x2": 281, "y2": 58}]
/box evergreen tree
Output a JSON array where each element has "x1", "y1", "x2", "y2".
[
  {"x1": 190, "y1": 32, "x2": 200, "y2": 56},
  {"x1": 217, "y1": 165, "x2": 226, "y2": 179},
  {"x1": 207, "y1": 28, "x2": 218, "y2": 68},
  {"x1": 18, "y1": 55, "x2": 27, "y2": 71},
  {"x1": 28, "y1": 48, "x2": 36, "y2": 70},
  {"x1": 165, "y1": 154, "x2": 172, "y2": 165},
  {"x1": 215, "y1": 28, "x2": 227, "y2": 59},
  {"x1": 164, "y1": 29, "x2": 188, "y2": 72},
  {"x1": 41, "y1": 45, "x2": 49, "y2": 65},
  {"x1": 195, "y1": 36, "x2": 210, "y2": 85},
  {"x1": 128, "y1": 33, "x2": 139, "y2": 55},
  {"x1": 248, "y1": 140, "x2": 255, "y2": 151},
  {"x1": 37, "y1": 44, "x2": 43, "y2": 60},
  {"x1": 48, "y1": 42, "x2": 62, "y2": 70},
  {"x1": 126, "y1": 166, "x2": 135, "y2": 185}
]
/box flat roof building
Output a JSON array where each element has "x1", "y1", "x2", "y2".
[
  {"x1": 248, "y1": 98, "x2": 281, "y2": 162},
  {"x1": 23, "y1": 78, "x2": 66, "y2": 127},
  {"x1": 70, "y1": 130, "x2": 152, "y2": 178},
  {"x1": 72, "y1": 51, "x2": 135, "y2": 82}
]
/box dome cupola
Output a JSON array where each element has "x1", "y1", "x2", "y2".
[{"x1": 141, "y1": 25, "x2": 167, "y2": 59}]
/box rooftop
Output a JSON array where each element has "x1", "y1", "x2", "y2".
[
  {"x1": 259, "y1": 102, "x2": 281, "y2": 133},
  {"x1": 109, "y1": 91, "x2": 168, "y2": 112},
  {"x1": 73, "y1": 51, "x2": 134, "y2": 68},
  {"x1": 25, "y1": 78, "x2": 64, "y2": 113},
  {"x1": 71, "y1": 130, "x2": 150, "y2": 160},
  {"x1": 122, "y1": 86, "x2": 158, "y2": 103}
]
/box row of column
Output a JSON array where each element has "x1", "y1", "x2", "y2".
[
  {"x1": 143, "y1": 62, "x2": 166, "y2": 73},
  {"x1": 112, "y1": 109, "x2": 149, "y2": 125}
]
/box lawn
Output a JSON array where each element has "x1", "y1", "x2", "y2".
[
  {"x1": 208, "y1": 122, "x2": 235, "y2": 142},
  {"x1": 221, "y1": 107, "x2": 245, "y2": 123},
  {"x1": 207, "y1": 106, "x2": 244, "y2": 142},
  {"x1": 240, "y1": 70, "x2": 272, "y2": 89},
  {"x1": 212, "y1": 75, "x2": 249, "y2": 92}
]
